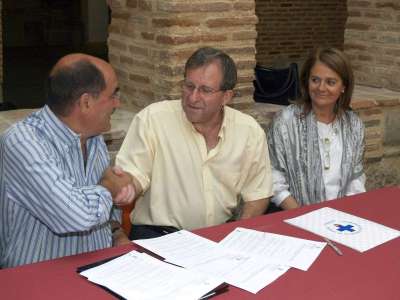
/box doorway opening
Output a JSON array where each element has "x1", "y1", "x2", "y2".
[{"x1": 2, "y1": 0, "x2": 109, "y2": 109}]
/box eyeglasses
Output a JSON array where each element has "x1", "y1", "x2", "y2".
[{"x1": 182, "y1": 81, "x2": 224, "y2": 97}]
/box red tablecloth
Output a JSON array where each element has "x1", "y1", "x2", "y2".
[{"x1": 1, "y1": 187, "x2": 399, "y2": 300}]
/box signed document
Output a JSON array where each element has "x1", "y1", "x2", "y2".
[
  {"x1": 285, "y1": 207, "x2": 400, "y2": 252},
  {"x1": 219, "y1": 227, "x2": 326, "y2": 271}
]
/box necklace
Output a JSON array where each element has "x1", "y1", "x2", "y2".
[
  {"x1": 321, "y1": 137, "x2": 331, "y2": 170},
  {"x1": 318, "y1": 122, "x2": 338, "y2": 170}
]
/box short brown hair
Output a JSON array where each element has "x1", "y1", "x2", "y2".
[{"x1": 184, "y1": 47, "x2": 237, "y2": 91}]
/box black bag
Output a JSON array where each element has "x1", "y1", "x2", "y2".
[{"x1": 253, "y1": 63, "x2": 300, "y2": 105}]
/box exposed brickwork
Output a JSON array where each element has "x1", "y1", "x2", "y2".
[
  {"x1": 255, "y1": 0, "x2": 347, "y2": 68},
  {"x1": 345, "y1": 0, "x2": 400, "y2": 91},
  {"x1": 0, "y1": 85, "x2": 399, "y2": 189},
  {"x1": 0, "y1": 0, "x2": 2, "y2": 102},
  {"x1": 107, "y1": 0, "x2": 257, "y2": 109},
  {"x1": 0, "y1": 0, "x2": 397, "y2": 189}
]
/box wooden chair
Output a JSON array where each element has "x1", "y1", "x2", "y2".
[{"x1": 121, "y1": 202, "x2": 135, "y2": 236}]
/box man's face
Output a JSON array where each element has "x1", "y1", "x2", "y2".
[
  {"x1": 88, "y1": 67, "x2": 121, "y2": 135},
  {"x1": 182, "y1": 61, "x2": 232, "y2": 127}
]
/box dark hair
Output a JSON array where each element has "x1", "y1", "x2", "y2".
[
  {"x1": 46, "y1": 59, "x2": 106, "y2": 116},
  {"x1": 299, "y1": 47, "x2": 354, "y2": 116},
  {"x1": 184, "y1": 47, "x2": 237, "y2": 90}
]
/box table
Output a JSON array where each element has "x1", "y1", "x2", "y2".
[{"x1": 1, "y1": 187, "x2": 399, "y2": 300}]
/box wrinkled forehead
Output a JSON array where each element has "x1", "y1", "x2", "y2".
[{"x1": 185, "y1": 64, "x2": 224, "y2": 90}]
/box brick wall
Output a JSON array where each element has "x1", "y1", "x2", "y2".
[
  {"x1": 351, "y1": 88, "x2": 400, "y2": 188},
  {"x1": 0, "y1": 0, "x2": 3, "y2": 103},
  {"x1": 344, "y1": 0, "x2": 400, "y2": 91},
  {"x1": 107, "y1": 0, "x2": 258, "y2": 110},
  {"x1": 255, "y1": 0, "x2": 347, "y2": 68}
]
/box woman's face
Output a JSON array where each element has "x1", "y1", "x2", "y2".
[{"x1": 308, "y1": 61, "x2": 345, "y2": 112}]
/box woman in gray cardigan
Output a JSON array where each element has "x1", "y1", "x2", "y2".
[{"x1": 267, "y1": 47, "x2": 366, "y2": 210}]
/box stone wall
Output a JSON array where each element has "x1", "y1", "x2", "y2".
[
  {"x1": 255, "y1": 0, "x2": 347, "y2": 68},
  {"x1": 107, "y1": 0, "x2": 258, "y2": 110},
  {"x1": 345, "y1": 0, "x2": 400, "y2": 91}
]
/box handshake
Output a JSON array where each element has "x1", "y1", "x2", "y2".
[{"x1": 100, "y1": 166, "x2": 139, "y2": 207}]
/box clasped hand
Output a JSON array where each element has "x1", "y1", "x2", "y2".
[{"x1": 100, "y1": 166, "x2": 136, "y2": 206}]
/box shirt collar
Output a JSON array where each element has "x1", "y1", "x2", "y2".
[
  {"x1": 181, "y1": 104, "x2": 228, "y2": 139},
  {"x1": 218, "y1": 106, "x2": 227, "y2": 140},
  {"x1": 40, "y1": 105, "x2": 81, "y2": 146}
]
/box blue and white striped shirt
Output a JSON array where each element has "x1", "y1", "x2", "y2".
[{"x1": 0, "y1": 106, "x2": 120, "y2": 268}]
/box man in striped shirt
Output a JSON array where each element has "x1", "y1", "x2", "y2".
[{"x1": 0, "y1": 54, "x2": 135, "y2": 268}]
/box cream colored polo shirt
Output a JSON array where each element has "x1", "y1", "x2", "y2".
[{"x1": 116, "y1": 100, "x2": 272, "y2": 230}]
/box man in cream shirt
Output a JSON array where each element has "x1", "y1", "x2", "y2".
[{"x1": 116, "y1": 47, "x2": 273, "y2": 239}]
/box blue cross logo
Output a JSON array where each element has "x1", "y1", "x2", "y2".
[{"x1": 335, "y1": 224, "x2": 355, "y2": 232}]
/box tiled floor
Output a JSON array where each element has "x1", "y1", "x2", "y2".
[{"x1": 3, "y1": 45, "x2": 107, "y2": 109}]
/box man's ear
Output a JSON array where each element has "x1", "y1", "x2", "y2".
[
  {"x1": 222, "y1": 90, "x2": 234, "y2": 105},
  {"x1": 78, "y1": 93, "x2": 92, "y2": 113}
]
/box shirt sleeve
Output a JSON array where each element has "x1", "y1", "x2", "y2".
[
  {"x1": 115, "y1": 111, "x2": 155, "y2": 193},
  {"x1": 4, "y1": 138, "x2": 113, "y2": 234},
  {"x1": 241, "y1": 125, "x2": 273, "y2": 202},
  {"x1": 271, "y1": 167, "x2": 291, "y2": 206},
  {"x1": 346, "y1": 174, "x2": 366, "y2": 196},
  {"x1": 110, "y1": 206, "x2": 122, "y2": 224}
]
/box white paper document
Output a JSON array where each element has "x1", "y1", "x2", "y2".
[
  {"x1": 80, "y1": 251, "x2": 224, "y2": 300},
  {"x1": 134, "y1": 230, "x2": 220, "y2": 265},
  {"x1": 135, "y1": 230, "x2": 289, "y2": 293},
  {"x1": 219, "y1": 227, "x2": 326, "y2": 271},
  {"x1": 175, "y1": 248, "x2": 289, "y2": 294},
  {"x1": 284, "y1": 207, "x2": 400, "y2": 252}
]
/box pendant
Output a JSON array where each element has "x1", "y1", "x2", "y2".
[{"x1": 323, "y1": 138, "x2": 330, "y2": 170}]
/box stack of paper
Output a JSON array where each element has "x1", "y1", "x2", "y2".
[
  {"x1": 284, "y1": 207, "x2": 400, "y2": 252},
  {"x1": 80, "y1": 251, "x2": 224, "y2": 300},
  {"x1": 135, "y1": 229, "x2": 325, "y2": 293},
  {"x1": 80, "y1": 228, "x2": 329, "y2": 297}
]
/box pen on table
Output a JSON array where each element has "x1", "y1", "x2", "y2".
[
  {"x1": 200, "y1": 284, "x2": 229, "y2": 299},
  {"x1": 323, "y1": 237, "x2": 343, "y2": 256}
]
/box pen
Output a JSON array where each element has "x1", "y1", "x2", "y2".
[
  {"x1": 323, "y1": 237, "x2": 343, "y2": 256},
  {"x1": 200, "y1": 284, "x2": 229, "y2": 299}
]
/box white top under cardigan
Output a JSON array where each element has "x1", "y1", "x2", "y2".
[{"x1": 272, "y1": 121, "x2": 366, "y2": 206}]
